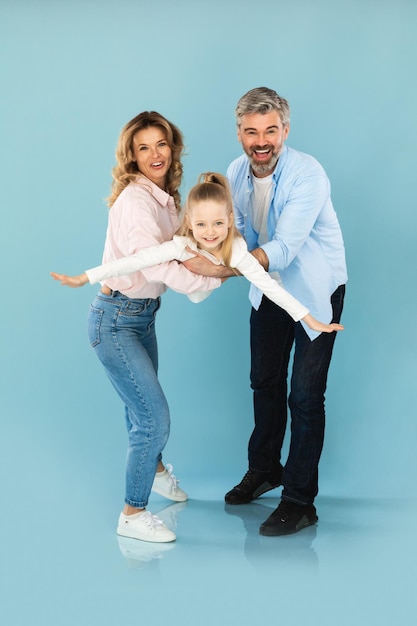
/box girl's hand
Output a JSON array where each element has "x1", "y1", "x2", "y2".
[
  {"x1": 50, "y1": 272, "x2": 89, "y2": 288},
  {"x1": 303, "y1": 313, "x2": 344, "y2": 333}
]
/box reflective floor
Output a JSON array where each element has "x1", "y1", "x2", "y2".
[{"x1": 2, "y1": 475, "x2": 416, "y2": 626}]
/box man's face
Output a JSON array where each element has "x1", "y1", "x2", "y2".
[{"x1": 237, "y1": 111, "x2": 290, "y2": 177}]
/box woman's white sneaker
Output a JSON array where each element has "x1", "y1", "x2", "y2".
[
  {"x1": 117, "y1": 510, "x2": 176, "y2": 543},
  {"x1": 152, "y1": 464, "x2": 188, "y2": 502}
]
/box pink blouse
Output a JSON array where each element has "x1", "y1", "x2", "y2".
[{"x1": 100, "y1": 176, "x2": 221, "y2": 298}]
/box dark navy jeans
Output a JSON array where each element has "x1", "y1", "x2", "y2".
[{"x1": 249, "y1": 285, "x2": 345, "y2": 505}]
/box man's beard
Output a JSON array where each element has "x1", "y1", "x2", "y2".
[{"x1": 247, "y1": 146, "x2": 279, "y2": 176}]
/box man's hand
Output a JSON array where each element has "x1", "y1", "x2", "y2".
[
  {"x1": 182, "y1": 248, "x2": 235, "y2": 279},
  {"x1": 250, "y1": 247, "x2": 269, "y2": 271}
]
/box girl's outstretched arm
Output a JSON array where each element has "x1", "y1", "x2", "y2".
[
  {"x1": 50, "y1": 240, "x2": 182, "y2": 289},
  {"x1": 50, "y1": 238, "x2": 219, "y2": 294},
  {"x1": 50, "y1": 272, "x2": 89, "y2": 288},
  {"x1": 232, "y1": 240, "x2": 345, "y2": 333}
]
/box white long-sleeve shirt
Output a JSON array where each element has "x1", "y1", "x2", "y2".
[{"x1": 86, "y1": 235, "x2": 309, "y2": 322}]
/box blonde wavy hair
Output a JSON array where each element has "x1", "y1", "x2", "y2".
[
  {"x1": 179, "y1": 172, "x2": 241, "y2": 268},
  {"x1": 107, "y1": 111, "x2": 185, "y2": 210}
]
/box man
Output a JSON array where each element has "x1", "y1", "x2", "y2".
[{"x1": 184, "y1": 87, "x2": 347, "y2": 536}]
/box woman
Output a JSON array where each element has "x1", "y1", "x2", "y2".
[{"x1": 88, "y1": 112, "x2": 220, "y2": 543}]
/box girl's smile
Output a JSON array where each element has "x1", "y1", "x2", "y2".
[{"x1": 186, "y1": 200, "x2": 233, "y2": 259}]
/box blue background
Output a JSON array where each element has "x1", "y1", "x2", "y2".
[{"x1": 1, "y1": 1, "x2": 416, "y2": 624}]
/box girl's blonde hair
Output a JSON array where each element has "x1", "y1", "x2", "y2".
[
  {"x1": 107, "y1": 111, "x2": 185, "y2": 211},
  {"x1": 179, "y1": 172, "x2": 241, "y2": 268}
]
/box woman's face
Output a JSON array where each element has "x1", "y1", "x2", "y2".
[{"x1": 132, "y1": 126, "x2": 172, "y2": 188}]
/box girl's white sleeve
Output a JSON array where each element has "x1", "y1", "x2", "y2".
[
  {"x1": 233, "y1": 240, "x2": 309, "y2": 321},
  {"x1": 186, "y1": 289, "x2": 214, "y2": 303},
  {"x1": 85, "y1": 240, "x2": 184, "y2": 284},
  {"x1": 86, "y1": 238, "x2": 215, "y2": 304}
]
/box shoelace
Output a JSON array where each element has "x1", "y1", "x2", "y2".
[
  {"x1": 142, "y1": 511, "x2": 164, "y2": 529},
  {"x1": 165, "y1": 464, "x2": 179, "y2": 492},
  {"x1": 275, "y1": 500, "x2": 295, "y2": 521},
  {"x1": 240, "y1": 470, "x2": 257, "y2": 487}
]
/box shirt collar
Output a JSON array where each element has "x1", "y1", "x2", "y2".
[
  {"x1": 135, "y1": 175, "x2": 172, "y2": 207},
  {"x1": 184, "y1": 236, "x2": 222, "y2": 264}
]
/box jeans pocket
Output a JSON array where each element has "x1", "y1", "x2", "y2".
[
  {"x1": 87, "y1": 305, "x2": 104, "y2": 348},
  {"x1": 120, "y1": 300, "x2": 147, "y2": 316}
]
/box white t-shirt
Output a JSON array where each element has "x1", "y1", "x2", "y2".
[
  {"x1": 250, "y1": 173, "x2": 282, "y2": 285},
  {"x1": 250, "y1": 173, "x2": 273, "y2": 247}
]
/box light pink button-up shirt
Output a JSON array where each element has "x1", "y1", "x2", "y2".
[{"x1": 100, "y1": 176, "x2": 221, "y2": 299}]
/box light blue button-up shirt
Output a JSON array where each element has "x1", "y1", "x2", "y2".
[{"x1": 227, "y1": 145, "x2": 348, "y2": 340}]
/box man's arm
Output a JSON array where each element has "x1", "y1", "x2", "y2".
[
  {"x1": 181, "y1": 251, "x2": 235, "y2": 279},
  {"x1": 250, "y1": 247, "x2": 269, "y2": 271},
  {"x1": 182, "y1": 247, "x2": 269, "y2": 278},
  {"x1": 262, "y1": 173, "x2": 329, "y2": 271}
]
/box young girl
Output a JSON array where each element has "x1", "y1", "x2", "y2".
[{"x1": 51, "y1": 172, "x2": 344, "y2": 335}]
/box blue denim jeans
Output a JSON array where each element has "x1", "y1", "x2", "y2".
[
  {"x1": 249, "y1": 285, "x2": 345, "y2": 505},
  {"x1": 87, "y1": 290, "x2": 170, "y2": 508}
]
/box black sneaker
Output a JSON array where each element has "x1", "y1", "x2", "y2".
[
  {"x1": 259, "y1": 499, "x2": 318, "y2": 536},
  {"x1": 225, "y1": 467, "x2": 282, "y2": 505}
]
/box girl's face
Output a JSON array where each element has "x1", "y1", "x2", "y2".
[
  {"x1": 132, "y1": 126, "x2": 172, "y2": 188},
  {"x1": 186, "y1": 200, "x2": 233, "y2": 257}
]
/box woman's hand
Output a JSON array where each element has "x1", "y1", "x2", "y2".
[
  {"x1": 302, "y1": 313, "x2": 344, "y2": 333},
  {"x1": 50, "y1": 272, "x2": 89, "y2": 288}
]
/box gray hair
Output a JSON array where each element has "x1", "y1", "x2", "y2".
[{"x1": 235, "y1": 87, "x2": 290, "y2": 127}]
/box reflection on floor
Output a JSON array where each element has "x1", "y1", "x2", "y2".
[{"x1": 2, "y1": 486, "x2": 417, "y2": 625}]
